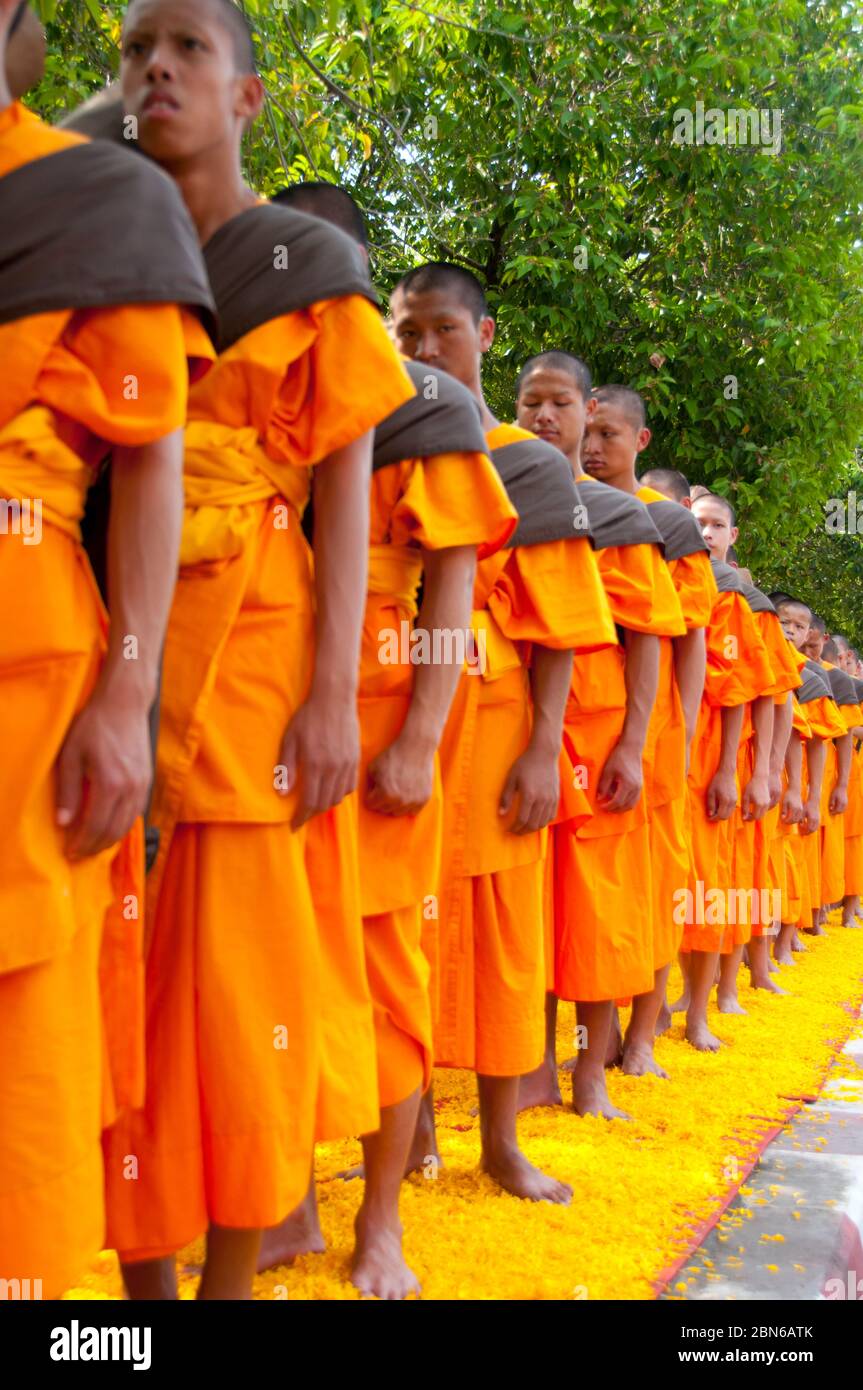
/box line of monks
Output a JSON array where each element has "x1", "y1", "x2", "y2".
[{"x1": 2, "y1": 0, "x2": 862, "y2": 1302}]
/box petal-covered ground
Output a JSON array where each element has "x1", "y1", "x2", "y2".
[{"x1": 65, "y1": 916, "x2": 863, "y2": 1301}]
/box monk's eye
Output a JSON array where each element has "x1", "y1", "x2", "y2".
[
  {"x1": 182, "y1": 35, "x2": 205, "y2": 51},
  {"x1": 123, "y1": 38, "x2": 147, "y2": 56}
]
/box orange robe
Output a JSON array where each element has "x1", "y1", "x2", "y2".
[
  {"x1": 552, "y1": 482, "x2": 686, "y2": 1001},
  {"x1": 431, "y1": 425, "x2": 617, "y2": 1073},
  {"x1": 846, "y1": 731, "x2": 863, "y2": 897},
  {"x1": 792, "y1": 675, "x2": 847, "y2": 917},
  {"x1": 749, "y1": 620, "x2": 803, "y2": 937},
  {"x1": 637, "y1": 486, "x2": 716, "y2": 972},
  {"x1": 103, "y1": 295, "x2": 414, "y2": 1260},
  {"x1": 683, "y1": 590, "x2": 774, "y2": 953},
  {"x1": 0, "y1": 103, "x2": 212, "y2": 1295},
  {"x1": 778, "y1": 697, "x2": 814, "y2": 927},
  {"x1": 308, "y1": 447, "x2": 517, "y2": 1130},
  {"x1": 816, "y1": 663, "x2": 857, "y2": 905},
  {"x1": 727, "y1": 609, "x2": 802, "y2": 949}
]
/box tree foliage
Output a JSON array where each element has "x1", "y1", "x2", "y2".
[{"x1": 30, "y1": 0, "x2": 863, "y2": 639}]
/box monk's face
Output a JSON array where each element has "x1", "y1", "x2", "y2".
[
  {"x1": 692, "y1": 496, "x2": 738, "y2": 562},
  {"x1": 802, "y1": 626, "x2": 826, "y2": 661},
  {"x1": 121, "y1": 0, "x2": 262, "y2": 164},
  {"x1": 777, "y1": 604, "x2": 812, "y2": 650},
  {"x1": 390, "y1": 286, "x2": 494, "y2": 388},
  {"x1": 515, "y1": 366, "x2": 591, "y2": 463},
  {"x1": 581, "y1": 402, "x2": 647, "y2": 485}
]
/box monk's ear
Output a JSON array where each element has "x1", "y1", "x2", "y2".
[
  {"x1": 478, "y1": 315, "x2": 495, "y2": 353},
  {"x1": 730, "y1": 523, "x2": 739, "y2": 547},
  {"x1": 235, "y1": 73, "x2": 265, "y2": 127},
  {"x1": 681, "y1": 495, "x2": 692, "y2": 509},
  {"x1": 585, "y1": 396, "x2": 598, "y2": 417},
  {"x1": 5, "y1": 3, "x2": 45, "y2": 97},
  {"x1": 635, "y1": 425, "x2": 651, "y2": 454}
]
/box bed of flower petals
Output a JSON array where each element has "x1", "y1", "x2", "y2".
[{"x1": 64, "y1": 914, "x2": 863, "y2": 1301}]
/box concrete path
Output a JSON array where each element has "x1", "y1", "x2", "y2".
[{"x1": 668, "y1": 1021, "x2": 863, "y2": 1301}]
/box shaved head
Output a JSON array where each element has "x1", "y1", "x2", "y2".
[
  {"x1": 516, "y1": 351, "x2": 592, "y2": 402},
  {"x1": 693, "y1": 491, "x2": 736, "y2": 527},
  {"x1": 592, "y1": 384, "x2": 646, "y2": 431},
  {"x1": 393, "y1": 262, "x2": 488, "y2": 325},
  {"x1": 639, "y1": 467, "x2": 691, "y2": 503},
  {"x1": 272, "y1": 181, "x2": 368, "y2": 249}
]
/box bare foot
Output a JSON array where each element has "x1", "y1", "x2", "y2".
[
  {"x1": 751, "y1": 976, "x2": 788, "y2": 995},
  {"x1": 481, "y1": 1144, "x2": 572, "y2": 1204},
  {"x1": 716, "y1": 992, "x2": 747, "y2": 1016},
  {"x1": 518, "y1": 1061, "x2": 563, "y2": 1111},
  {"x1": 803, "y1": 922, "x2": 826, "y2": 936},
  {"x1": 571, "y1": 1070, "x2": 632, "y2": 1120},
  {"x1": 685, "y1": 1019, "x2": 723, "y2": 1052},
  {"x1": 842, "y1": 917, "x2": 862, "y2": 930},
  {"x1": 670, "y1": 990, "x2": 690, "y2": 1013},
  {"x1": 655, "y1": 1002, "x2": 672, "y2": 1036},
  {"x1": 791, "y1": 932, "x2": 807, "y2": 952},
  {"x1": 559, "y1": 1054, "x2": 579, "y2": 1073},
  {"x1": 767, "y1": 956, "x2": 780, "y2": 974},
  {"x1": 621, "y1": 1041, "x2": 668, "y2": 1078},
  {"x1": 773, "y1": 946, "x2": 795, "y2": 966},
  {"x1": 351, "y1": 1212, "x2": 420, "y2": 1300},
  {"x1": 258, "y1": 1203, "x2": 325, "y2": 1272}
]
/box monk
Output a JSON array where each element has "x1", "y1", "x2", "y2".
[
  {"x1": 257, "y1": 184, "x2": 518, "y2": 1297},
  {"x1": 100, "y1": 0, "x2": 416, "y2": 1301},
  {"x1": 821, "y1": 637, "x2": 863, "y2": 928},
  {"x1": 802, "y1": 618, "x2": 857, "y2": 926},
  {"x1": 391, "y1": 266, "x2": 618, "y2": 1184},
  {"x1": 771, "y1": 597, "x2": 848, "y2": 947},
  {"x1": 670, "y1": 498, "x2": 773, "y2": 1047},
  {"x1": 0, "y1": 0, "x2": 214, "y2": 1297},
  {"x1": 513, "y1": 361, "x2": 687, "y2": 1105},
  {"x1": 588, "y1": 388, "x2": 713, "y2": 1073},
  {"x1": 691, "y1": 493, "x2": 800, "y2": 1000}
]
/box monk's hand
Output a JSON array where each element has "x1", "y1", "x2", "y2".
[
  {"x1": 596, "y1": 739, "x2": 643, "y2": 813},
  {"x1": 279, "y1": 693, "x2": 360, "y2": 830},
  {"x1": 829, "y1": 784, "x2": 849, "y2": 816},
  {"x1": 706, "y1": 768, "x2": 737, "y2": 821},
  {"x1": 56, "y1": 687, "x2": 152, "y2": 860},
  {"x1": 366, "y1": 735, "x2": 435, "y2": 817},
  {"x1": 741, "y1": 773, "x2": 770, "y2": 822},
  {"x1": 800, "y1": 797, "x2": 820, "y2": 836},
  {"x1": 768, "y1": 768, "x2": 783, "y2": 809},
  {"x1": 781, "y1": 786, "x2": 803, "y2": 825},
  {"x1": 499, "y1": 747, "x2": 560, "y2": 834}
]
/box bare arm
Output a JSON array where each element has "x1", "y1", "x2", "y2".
[
  {"x1": 830, "y1": 732, "x2": 853, "y2": 815},
  {"x1": 707, "y1": 702, "x2": 744, "y2": 821},
  {"x1": 597, "y1": 629, "x2": 659, "y2": 813},
  {"x1": 280, "y1": 433, "x2": 372, "y2": 829},
  {"x1": 672, "y1": 626, "x2": 706, "y2": 768},
  {"x1": 801, "y1": 737, "x2": 826, "y2": 835},
  {"x1": 366, "y1": 544, "x2": 477, "y2": 816},
  {"x1": 58, "y1": 431, "x2": 184, "y2": 859},
  {"x1": 500, "y1": 644, "x2": 572, "y2": 834},
  {"x1": 781, "y1": 725, "x2": 804, "y2": 824},
  {"x1": 742, "y1": 694, "x2": 774, "y2": 821},
  {"x1": 769, "y1": 694, "x2": 793, "y2": 808}
]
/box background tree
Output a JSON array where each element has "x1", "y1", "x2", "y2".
[{"x1": 30, "y1": 0, "x2": 863, "y2": 641}]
